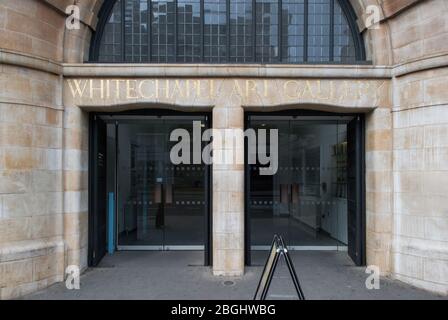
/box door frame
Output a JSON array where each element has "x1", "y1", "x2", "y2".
[
  {"x1": 88, "y1": 114, "x2": 108, "y2": 267},
  {"x1": 244, "y1": 110, "x2": 366, "y2": 266},
  {"x1": 88, "y1": 109, "x2": 213, "y2": 266}
]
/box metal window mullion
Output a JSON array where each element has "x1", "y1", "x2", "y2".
[
  {"x1": 330, "y1": 0, "x2": 335, "y2": 62},
  {"x1": 121, "y1": 0, "x2": 126, "y2": 62},
  {"x1": 96, "y1": 0, "x2": 365, "y2": 64},
  {"x1": 174, "y1": 0, "x2": 178, "y2": 61},
  {"x1": 200, "y1": 0, "x2": 204, "y2": 61},
  {"x1": 304, "y1": 0, "x2": 308, "y2": 62},
  {"x1": 148, "y1": 0, "x2": 152, "y2": 62},
  {"x1": 226, "y1": 0, "x2": 230, "y2": 62},
  {"x1": 134, "y1": 1, "x2": 138, "y2": 61},
  {"x1": 336, "y1": 0, "x2": 365, "y2": 62},
  {"x1": 252, "y1": 0, "x2": 256, "y2": 62},
  {"x1": 278, "y1": 0, "x2": 282, "y2": 62},
  {"x1": 135, "y1": 1, "x2": 138, "y2": 61}
]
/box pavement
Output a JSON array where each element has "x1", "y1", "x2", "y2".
[{"x1": 25, "y1": 251, "x2": 446, "y2": 300}]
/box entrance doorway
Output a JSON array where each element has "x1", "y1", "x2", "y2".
[
  {"x1": 245, "y1": 112, "x2": 365, "y2": 266},
  {"x1": 89, "y1": 111, "x2": 211, "y2": 267}
]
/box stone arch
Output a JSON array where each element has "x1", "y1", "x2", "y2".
[{"x1": 347, "y1": 0, "x2": 393, "y2": 65}]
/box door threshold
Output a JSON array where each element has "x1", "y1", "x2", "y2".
[
  {"x1": 251, "y1": 245, "x2": 348, "y2": 251},
  {"x1": 117, "y1": 245, "x2": 205, "y2": 251}
]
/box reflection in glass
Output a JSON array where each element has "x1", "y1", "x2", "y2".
[
  {"x1": 124, "y1": 0, "x2": 149, "y2": 62},
  {"x1": 97, "y1": 0, "x2": 359, "y2": 63},
  {"x1": 116, "y1": 118, "x2": 206, "y2": 247},
  {"x1": 177, "y1": 0, "x2": 202, "y2": 62},
  {"x1": 307, "y1": 0, "x2": 331, "y2": 62},
  {"x1": 99, "y1": 0, "x2": 123, "y2": 62},
  {"x1": 281, "y1": 0, "x2": 305, "y2": 63},
  {"x1": 204, "y1": 0, "x2": 228, "y2": 62},
  {"x1": 248, "y1": 117, "x2": 350, "y2": 253},
  {"x1": 151, "y1": 0, "x2": 176, "y2": 62},
  {"x1": 229, "y1": 0, "x2": 253, "y2": 62},
  {"x1": 333, "y1": 2, "x2": 356, "y2": 62},
  {"x1": 255, "y1": 0, "x2": 279, "y2": 63}
]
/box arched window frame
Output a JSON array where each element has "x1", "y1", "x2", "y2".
[{"x1": 89, "y1": 0, "x2": 366, "y2": 64}]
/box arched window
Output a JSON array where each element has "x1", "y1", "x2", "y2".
[{"x1": 90, "y1": 0, "x2": 365, "y2": 63}]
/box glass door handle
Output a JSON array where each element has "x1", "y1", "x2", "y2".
[
  {"x1": 291, "y1": 184, "x2": 299, "y2": 205},
  {"x1": 154, "y1": 183, "x2": 162, "y2": 204},
  {"x1": 164, "y1": 183, "x2": 173, "y2": 204},
  {"x1": 155, "y1": 183, "x2": 165, "y2": 229},
  {"x1": 280, "y1": 184, "x2": 289, "y2": 204},
  {"x1": 281, "y1": 184, "x2": 298, "y2": 205}
]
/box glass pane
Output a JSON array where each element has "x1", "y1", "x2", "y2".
[
  {"x1": 98, "y1": 0, "x2": 123, "y2": 62},
  {"x1": 163, "y1": 118, "x2": 207, "y2": 246},
  {"x1": 281, "y1": 0, "x2": 305, "y2": 63},
  {"x1": 124, "y1": 0, "x2": 149, "y2": 62},
  {"x1": 96, "y1": 0, "x2": 361, "y2": 64},
  {"x1": 249, "y1": 120, "x2": 290, "y2": 247},
  {"x1": 117, "y1": 117, "x2": 207, "y2": 248},
  {"x1": 177, "y1": 0, "x2": 202, "y2": 62},
  {"x1": 255, "y1": 0, "x2": 279, "y2": 63},
  {"x1": 117, "y1": 122, "x2": 165, "y2": 246},
  {"x1": 249, "y1": 116, "x2": 350, "y2": 256},
  {"x1": 151, "y1": 0, "x2": 176, "y2": 62},
  {"x1": 288, "y1": 122, "x2": 348, "y2": 246},
  {"x1": 307, "y1": 0, "x2": 331, "y2": 62},
  {"x1": 229, "y1": 0, "x2": 253, "y2": 62},
  {"x1": 333, "y1": 1, "x2": 356, "y2": 62},
  {"x1": 204, "y1": 0, "x2": 227, "y2": 62}
]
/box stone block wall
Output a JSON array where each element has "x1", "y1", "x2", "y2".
[
  {"x1": 377, "y1": 0, "x2": 448, "y2": 295},
  {"x1": 392, "y1": 67, "x2": 448, "y2": 293},
  {"x1": 388, "y1": 0, "x2": 448, "y2": 64},
  {"x1": 0, "y1": 65, "x2": 65, "y2": 298},
  {"x1": 349, "y1": 0, "x2": 448, "y2": 294},
  {"x1": 0, "y1": 0, "x2": 66, "y2": 299},
  {"x1": 0, "y1": 0, "x2": 65, "y2": 61}
]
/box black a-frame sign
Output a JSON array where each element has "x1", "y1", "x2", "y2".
[{"x1": 254, "y1": 235, "x2": 305, "y2": 300}]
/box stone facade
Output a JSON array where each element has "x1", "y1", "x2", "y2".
[{"x1": 0, "y1": 0, "x2": 447, "y2": 298}]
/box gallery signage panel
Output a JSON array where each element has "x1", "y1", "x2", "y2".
[{"x1": 64, "y1": 78, "x2": 389, "y2": 110}]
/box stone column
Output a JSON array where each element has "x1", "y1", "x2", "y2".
[
  {"x1": 212, "y1": 105, "x2": 245, "y2": 276},
  {"x1": 365, "y1": 106, "x2": 393, "y2": 275}
]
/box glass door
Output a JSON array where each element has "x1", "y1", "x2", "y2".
[
  {"x1": 163, "y1": 119, "x2": 207, "y2": 249},
  {"x1": 115, "y1": 116, "x2": 208, "y2": 250},
  {"x1": 248, "y1": 115, "x2": 352, "y2": 254},
  {"x1": 287, "y1": 121, "x2": 349, "y2": 248}
]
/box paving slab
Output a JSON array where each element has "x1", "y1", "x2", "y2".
[{"x1": 25, "y1": 251, "x2": 446, "y2": 300}]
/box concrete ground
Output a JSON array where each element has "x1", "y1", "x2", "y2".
[{"x1": 25, "y1": 251, "x2": 446, "y2": 300}]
